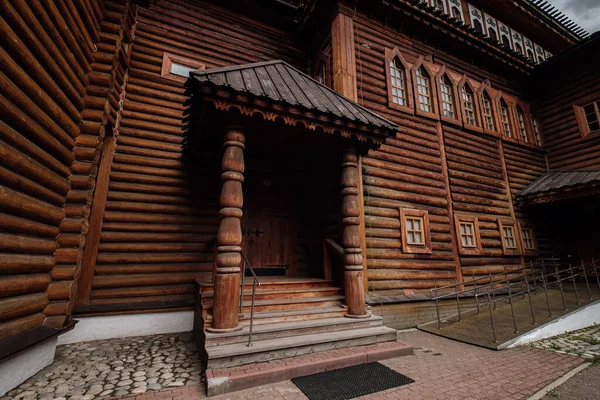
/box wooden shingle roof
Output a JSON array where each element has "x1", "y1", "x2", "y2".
[{"x1": 189, "y1": 60, "x2": 397, "y2": 133}]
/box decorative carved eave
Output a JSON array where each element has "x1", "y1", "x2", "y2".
[
  {"x1": 517, "y1": 170, "x2": 600, "y2": 206},
  {"x1": 184, "y1": 60, "x2": 398, "y2": 147}
]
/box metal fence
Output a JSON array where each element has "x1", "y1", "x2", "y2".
[{"x1": 429, "y1": 257, "x2": 600, "y2": 343}]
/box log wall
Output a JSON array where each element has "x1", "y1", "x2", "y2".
[
  {"x1": 353, "y1": 13, "x2": 549, "y2": 299},
  {"x1": 540, "y1": 74, "x2": 600, "y2": 170},
  {"x1": 79, "y1": 0, "x2": 307, "y2": 312},
  {"x1": 0, "y1": 0, "x2": 105, "y2": 343}
]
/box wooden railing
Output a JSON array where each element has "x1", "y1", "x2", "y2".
[{"x1": 322, "y1": 238, "x2": 343, "y2": 281}]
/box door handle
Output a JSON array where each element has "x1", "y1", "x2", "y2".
[{"x1": 246, "y1": 228, "x2": 264, "y2": 235}]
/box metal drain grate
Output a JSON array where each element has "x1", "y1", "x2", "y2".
[{"x1": 291, "y1": 362, "x2": 414, "y2": 400}]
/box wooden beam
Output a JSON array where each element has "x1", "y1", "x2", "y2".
[
  {"x1": 331, "y1": 12, "x2": 357, "y2": 101},
  {"x1": 75, "y1": 136, "x2": 116, "y2": 305},
  {"x1": 356, "y1": 156, "x2": 369, "y2": 293}
]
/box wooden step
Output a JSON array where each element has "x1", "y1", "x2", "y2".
[
  {"x1": 202, "y1": 295, "x2": 345, "y2": 314},
  {"x1": 200, "y1": 278, "x2": 337, "y2": 292},
  {"x1": 206, "y1": 326, "x2": 398, "y2": 369},
  {"x1": 204, "y1": 306, "x2": 349, "y2": 328},
  {"x1": 205, "y1": 316, "x2": 384, "y2": 347},
  {"x1": 201, "y1": 287, "x2": 342, "y2": 301}
]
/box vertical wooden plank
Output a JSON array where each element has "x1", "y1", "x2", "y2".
[
  {"x1": 331, "y1": 12, "x2": 357, "y2": 101},
  {"x1": 74, "y1": 135, "x2": 116, "y2": 304},
  {"x1": 436, "y1": 122, "x2": 463, "y2": 286}
]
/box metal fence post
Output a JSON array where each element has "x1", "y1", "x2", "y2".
[
  {"x1": 582, "y1": 260, "x2": 592, "y2": 300},
  {"x1": 568, "y1": 263, "x2": 580, "y2": 306},
  {"x1": 541, "y1": 269, "x2": 552, "y2": 318}
]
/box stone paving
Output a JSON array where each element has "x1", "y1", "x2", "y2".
[
  {"x1": 531, "y1": 324, "x2": 600, "y2": 359},
  {"x1": 2, "y1": 333, "x2": 202, "y2": 400},
  {"x1": 117, "y1": 330, "x2": 584, "y2": 400}
]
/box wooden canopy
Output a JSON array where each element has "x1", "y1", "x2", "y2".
[
  {"x1": 184, "y1": 60, "x2": 398, "y2": 145},
  {"x1": 518, "y1": 170, "x2": 600, "y2": 204}
]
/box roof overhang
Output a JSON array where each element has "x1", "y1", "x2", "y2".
[
  {"x1": 184, "y1": 60, "x2": 398, "y2": 147},
  {"x1": 517, "y1": 170, "x2": 600, "y2": 205}
]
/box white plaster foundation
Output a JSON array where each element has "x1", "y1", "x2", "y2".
[
  {"x1": 505, "y1": 300, "x2": 600, "y2": 348},
  {"x1": 0, "y1": 337, "x2": 57, "y2": 396},
  {"x1": 57, "y1": 311, "x2": 194, "y2": 345}
]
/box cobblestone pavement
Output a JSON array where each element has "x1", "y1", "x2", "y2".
[
  {"x1": 3, "y1": 333, "x2": 202, "y2": 400},
  {"x1": 531, "y1": 325, "x2": 600, "y2": 359},
  {"x1": 116, "y1": 330, "x2": 584, "y2": 400}
]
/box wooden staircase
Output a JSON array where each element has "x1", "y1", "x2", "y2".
[{"x1": 194, "y1": 278, "x2": 400, "y2": 370}]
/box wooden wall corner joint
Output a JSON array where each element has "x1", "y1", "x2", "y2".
[{"x1": 331, "y1": 12, "x2": 358, "y2": 102}]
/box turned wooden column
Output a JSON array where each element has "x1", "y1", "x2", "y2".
[
  {"x1": 208, "y1": 125, "x2": 245, "y2": 332},
  {"x1": 341, "y1": 149, "x2": 368, "y2": 318}
]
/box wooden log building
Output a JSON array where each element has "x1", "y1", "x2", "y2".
[{"x1": 0, "y1": 0, "x2": 599, "y2": 393}]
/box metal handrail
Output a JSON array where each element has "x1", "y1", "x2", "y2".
[
  {"x1": 240, "y1": 251, "x2": 260, "y2": 347},
  {"x1": 428, "y1": 257, "x2": 600, "y2": 343}
]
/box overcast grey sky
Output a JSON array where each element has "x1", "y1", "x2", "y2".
[{"x1": 546, "y1": 0, "x2": 600, "y2": 34}]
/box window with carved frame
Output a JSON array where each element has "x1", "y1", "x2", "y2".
[
  {"x1": 532, "y1": 115, "x2": 543, "y2": 146},
  {"x1": 462, "y1": 85, "x2": 477, "y2": 127},
  {"x1": 440, "y1": 75, "x2": 454, "y2": 119},
  {"x1": 385, "y1": 48, "x2": 414, "y2": 114},
  {"x1": 500, "y1": 100, "x2": 512, "y2": 138},
  {"x1": 416, "y1": 67, "x2": 432, "y2": 113},
  {"x1": 518, "y1": 221, "x2": 538, "y2": 255},
  {"x1": 400, "y1": 209, "x2": 432, "y2": 254},
  {"x1": 482, "y1": 93, "x2": 495, "y2": 131},
  {"x1": 454, "y1": 214, "x2": 482, "y2": 255},
  {"x1": 516, "y1": 106, "x2": 528, "y2": 143},
  {"x1": 498, "y1": 219, "x2": 521, "y2": 255}
]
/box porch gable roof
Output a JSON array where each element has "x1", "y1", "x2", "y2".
[{"x1": 187, "y1": 60, "x2": 397, "y2": 140}]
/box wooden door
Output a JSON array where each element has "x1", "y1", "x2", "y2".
[{"x1": 243, "y1": 177, "x2": 295, "y2": 276}]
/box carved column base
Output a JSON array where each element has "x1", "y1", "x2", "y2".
[
  {"x1": 343, "y1": 270, "x2": 367, "y2": 317},
  {"x1": 209, "y1": 273, "x2": 241, "y2": 331}
]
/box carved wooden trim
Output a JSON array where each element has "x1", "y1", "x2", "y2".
[
  {"x1": 498, "y1": 218, "x2": 522, "y2": 256},
  {"x1": 399, "y1": 208, "x2": 432, "y2": 254},
  {"x1": 454, "y1": 214, "x2": 483, "y2": 256},
  {"x1": 161, "y1": 52, "x2": 205, "y2": 83},
  {"x1": 435, "y1": 66, "x2": 463, "y2": 126},
  {"x1": 458, "y1": 75, "x2": 483, "y2": 133},
  {"x1": 517, "y1": 220, "x2": 539, "y2": 257},
  {"x1": 411, "y1": 57, "x2": 440, "y2": 121},
  {"x1": 479, "y1": 83, "x2": 502, "y2": 137}
]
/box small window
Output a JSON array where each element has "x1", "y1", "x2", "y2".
[
  {"x1": 473, "y1": 19, "x2": 483, "y2": 34},
  {"x1": 451, "y1": 6, "x2": 462, "y2": 21},
  {"x1": 501, "y1": 35, "x2": 511, "y2": 48},
  {"x1": 400, "y1": 209, "x2": 432, "y2": 254},
  {"x1": 416, "y1": 67, "x2": 432, "y2": 113},
  {"x1": 515, "y1": 42, "x2": 523, "y2": 55},
  {"x1": 516, "y1": 107, "x2": 528, "y2": 143},
  {"x1": 454, "y1": 215, "x2": 482, "y2": 255},
  {"x1": 440, "y1": 75, "x2": 454, "y2": 119},
  {"x1": 482, "y1": 93, "x2": 495, "y2": 131},
  {"x1": 527, "y1": 49, "x2": 535, "y2": 60},
  {"x1": 459, "y1": 222, "x2": 476, "y2": 248},
  {"x1": 317, "y1": 61, "x2": 327, "y2": 85},
  {"x1": 574, "y1": 100, "x2": 600, "y2": 138},
  {"x1": 502, "y1": 226, "x2": 517, "y2": 249},
  {"x1": 498, "y1": 219, "x2": 521, "y2": 255},
  {"x1": 462, "y1": 86, "x2": 476, "y2": 126},
  {"x1": 500, "y1": 100, "x2": 511, "y2": 138},
  {"x1": 436, "y1": 0, "x2": 445, "y2": 11},
  {"x1": 521, "y1": 228, "x2": 534, "y2": 250},
  {"x1": 161, "y1": 53, "x2": 205, "y2": 83},
  {"x1": 488, "y1": 28, "x2": 498, "y2": 41},
  {"x1": 390, "y1": 58, "x2": 407, "y2": 106}
]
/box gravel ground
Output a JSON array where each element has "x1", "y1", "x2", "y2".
[
  {"x1": 541, "y1": 364, "x2": 600, "y2": 400},
  {"x1": 531, "y1": 325, "x2": 600, "y2": 358}
]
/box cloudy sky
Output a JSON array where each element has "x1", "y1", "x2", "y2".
[{"x1": 546, "y1": 0, "x2": 600, "y2": 34}]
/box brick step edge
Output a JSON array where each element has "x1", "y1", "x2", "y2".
[{"x1": 205, "y1": 341, "x2": 414, "y2": 397}]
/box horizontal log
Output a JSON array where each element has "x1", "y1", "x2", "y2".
[
  {"x1": 0, "y1": 312, "x2": 45, "y2": 341},
  {"x1": 368, "y1": 280, "x2": 455, "y2": 290},
  {"x1": 366, "y1": 259, "x2": 457, "y2": 270},
  {"x1": 0, "y1": 233, "x2": 57, "y2": 254},
  {"x1": 100, "y1": 232, "x2": 213, "y2": 243},
  {"x1": 0, "y1": 253, "x2": 55, "y2": 275},
  {"x1": 0, "y1": 293, "x2": 49, "y2": 322},
  {"x1": 50, "y1": 265, "x2": 78, "y2": 281},
  {"x1": 0, "y1": 166, "x2": 65, "y2": 206},
  {"x1": 92, "y1": 283, "x2": 195, "y2": 299},
  {"x1": 0, "y1": 274, "x2": 51, "y2": 299},
  {"x1": 54, "y1": 248, "x2": 83, "y2": 264},
  {"x1": 94, "y1": 263, "x2": 213, "y2": 275},
  {"x1": 103, "y1": 211, "x2": 218, "y2": 225},
  {"x1": 368, "y1": 270, "x2": 456, "y2": 280},
  {"x1": 46, "y1": 281, "x2": 76, "y2": 301},
  {"x1": 0, "y1": 184, "x2": 66, "y2": 225},
  {"x1": 97, "y1": 252, "x2": 213, "y2": 264},
  {"x1": 0, "y1": 212, "x2": 59, "y2": 238},
  {"x1": 92, "y1": 272, "x2": 204, "y2": 288},
  {"x1": 43, "y1": 301, "x2": 74, "y2": 316}
]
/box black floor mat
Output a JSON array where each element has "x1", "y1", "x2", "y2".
[{"x1": 291, "y1": 362, "x2": 414, "y2": 400}]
